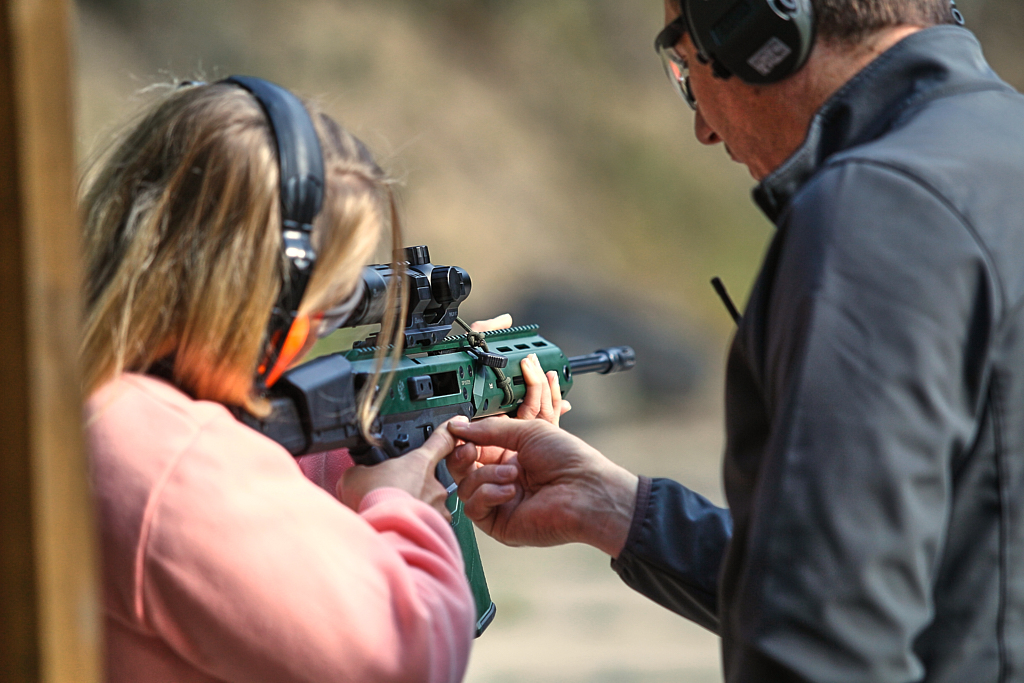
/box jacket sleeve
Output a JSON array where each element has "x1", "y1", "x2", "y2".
[
  {"x1": 139, "y1": 422, "x2": 475, "y2": 683},
  {"x1": 610, "y1": 476, "x2": 733, "y2": 632},
  {"x1": 724, "y1": 161, "x2": 993, "y2": 682}
]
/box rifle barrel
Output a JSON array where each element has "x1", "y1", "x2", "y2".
[{"x1": 568, "y1": 346, "x2": 636, "y2": 376}]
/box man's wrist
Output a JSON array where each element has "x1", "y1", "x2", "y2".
[{"x1": 581, "y1": 464, "x2": 640, "y2": 559}]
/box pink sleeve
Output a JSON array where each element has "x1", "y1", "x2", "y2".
[
  {"x1": 359, "y1": 489, "x2": 476, "y2": 682},
  {"x1": 296, "y1": 448, "x2": 354, "y2": 496},
  {"x1": 138, "y1": 423, "x2": 475, "y2": 683}
]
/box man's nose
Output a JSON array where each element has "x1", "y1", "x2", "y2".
[{"x1": 694, "y1": 109, "x2": 721, "y2": 146}]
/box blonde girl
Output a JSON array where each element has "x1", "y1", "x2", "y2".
[{"x1": 81, "y1": 79, "x2": 478, "y2": 682}]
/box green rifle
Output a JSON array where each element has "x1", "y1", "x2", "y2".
[{"x1": 238, "y1": 246, "x2": 635, "y2": 636}]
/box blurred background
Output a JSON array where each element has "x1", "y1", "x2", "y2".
[{"x1": 72, "y1": 1, "x2": 1023, "y2": 680}]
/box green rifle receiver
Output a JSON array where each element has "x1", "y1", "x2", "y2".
[{"x1": 238, "y1": 246, "x2": 636, "y2": 636}]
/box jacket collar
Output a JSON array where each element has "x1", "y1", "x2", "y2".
[{"x1": 753, "y1": 26, "x2": 1009, "y2": 222}]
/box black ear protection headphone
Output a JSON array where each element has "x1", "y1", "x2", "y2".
[
  {"x1": 675, "y1": 0, "x2": 816, "y2": 84},
  {"x1": 674, "y1": 0, "x2": 964, "y2": 86},
  {"x1": 222, "y1": 76, "x2": 325, "y2": 390}
]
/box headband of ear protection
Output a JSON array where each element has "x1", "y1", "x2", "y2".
[
  {"x1": 223, "y1": 76, "x2": 325, "y2": 389},
  {"x1": 681, "y1": 0, "x2": 965, "y2": 85},
  {"x1": 681, "y1": 0, "x2": 815, "y2": 84}
]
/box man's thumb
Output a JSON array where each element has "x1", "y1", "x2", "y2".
[{"x1": 447, "y1": 415, "x2": 532, "y2": 451}]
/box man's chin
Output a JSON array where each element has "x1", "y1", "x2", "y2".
[{"x1": 724, "y1": 145, "x2": 763, "y2": 180}]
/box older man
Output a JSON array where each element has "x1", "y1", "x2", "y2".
[{"x1": 448, "y1": 1, "x2": 1024, "y2": 681}]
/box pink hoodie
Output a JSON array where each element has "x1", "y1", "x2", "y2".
[{"x1": 86, "y1": 374, "x2": 474, "y2": 682}]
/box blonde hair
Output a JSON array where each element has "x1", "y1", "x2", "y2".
[{"x1": 81, "y1": 81, "x2": 405, "y2": 433}]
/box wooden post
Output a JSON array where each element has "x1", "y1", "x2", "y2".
[{"x1": 0, "y1": 0, "x2": 102, "y2": 681}]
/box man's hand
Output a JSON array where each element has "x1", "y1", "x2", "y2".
[
  {"x1": 338, "y1": 421, "x2": 458, "y2": 519},
  {"x1": 471, "y1": 312, "x2": 571, "y2": 425},
  {"x1": 516, "y1": 352, "x2": 570, "y2": 425},
  {"x1": 469, "y1": 314, "x2": 513, "y2": 333},
  {"x1": 446, "y1": 418, "x2": 639, "y2": 557}
]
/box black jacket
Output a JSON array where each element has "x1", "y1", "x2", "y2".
[{"x1": 612, "y1": 26, "x2": 1024, "y2": 683}]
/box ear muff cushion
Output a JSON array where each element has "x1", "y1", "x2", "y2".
[
  {"x1": 686, "y1": 0, "x2": 814, "y2": 84},
  {"x1": 224, "y1": 76, "x2": 324, "y2": 393},
  {"x1": 264, "y1": 313, "x2": 312, "y2": 388}
]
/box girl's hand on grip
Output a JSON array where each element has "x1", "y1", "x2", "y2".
[{"x1": 339, "y1": 420, "x2": 461, "y2": 519}]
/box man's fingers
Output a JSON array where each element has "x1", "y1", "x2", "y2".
[
  {"x1": 448, "y1": 414, "x2": 543, "y2": 453},
  {"x1": 458, "y1": 463, "x2": 519, "y2": 502},
  {"x1": 536, "y1": 364, "x2": 554, "y2": 421},
  {"x1": 517, "y1": 354, "x2": 545, "y2": 419},
  {"x1": 463, "y1": 483, "x2": 518, "y2": 523},
  {"x1": 546, "y1": 370, "x2": 562, "y2": 426},
  {"x1": 446, "y1": 441, "x2": 479, "y2": 483},
  {"x1": 470, "y1": 314, "x2": 513, "y2": 333},
  {"x1": 548, "y1": 370, "x2": 562, "y2": 403}
]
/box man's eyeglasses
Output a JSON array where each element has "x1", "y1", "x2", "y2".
[{"x1": 654, "y1": 15, "x2": 696, "y2": 111}]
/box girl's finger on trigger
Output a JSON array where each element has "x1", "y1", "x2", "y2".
[{"x1": 418, "y1": 422, "x2": 459, "y2": 466}]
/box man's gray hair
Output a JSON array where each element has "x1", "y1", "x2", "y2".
[
  {"x1": 814, "y1": 0, "x2": 957, "y2": 42},
  {"x1": 668, "y1": 0, "x2": 957, "y2": 44}
]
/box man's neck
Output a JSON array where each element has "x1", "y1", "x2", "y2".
[
  {"x1": 756, "y1": 25, "x2": 924, "y2": 176},
  {"x1": 808, "y1": 26, "x2": 924, "y2": 108}
]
